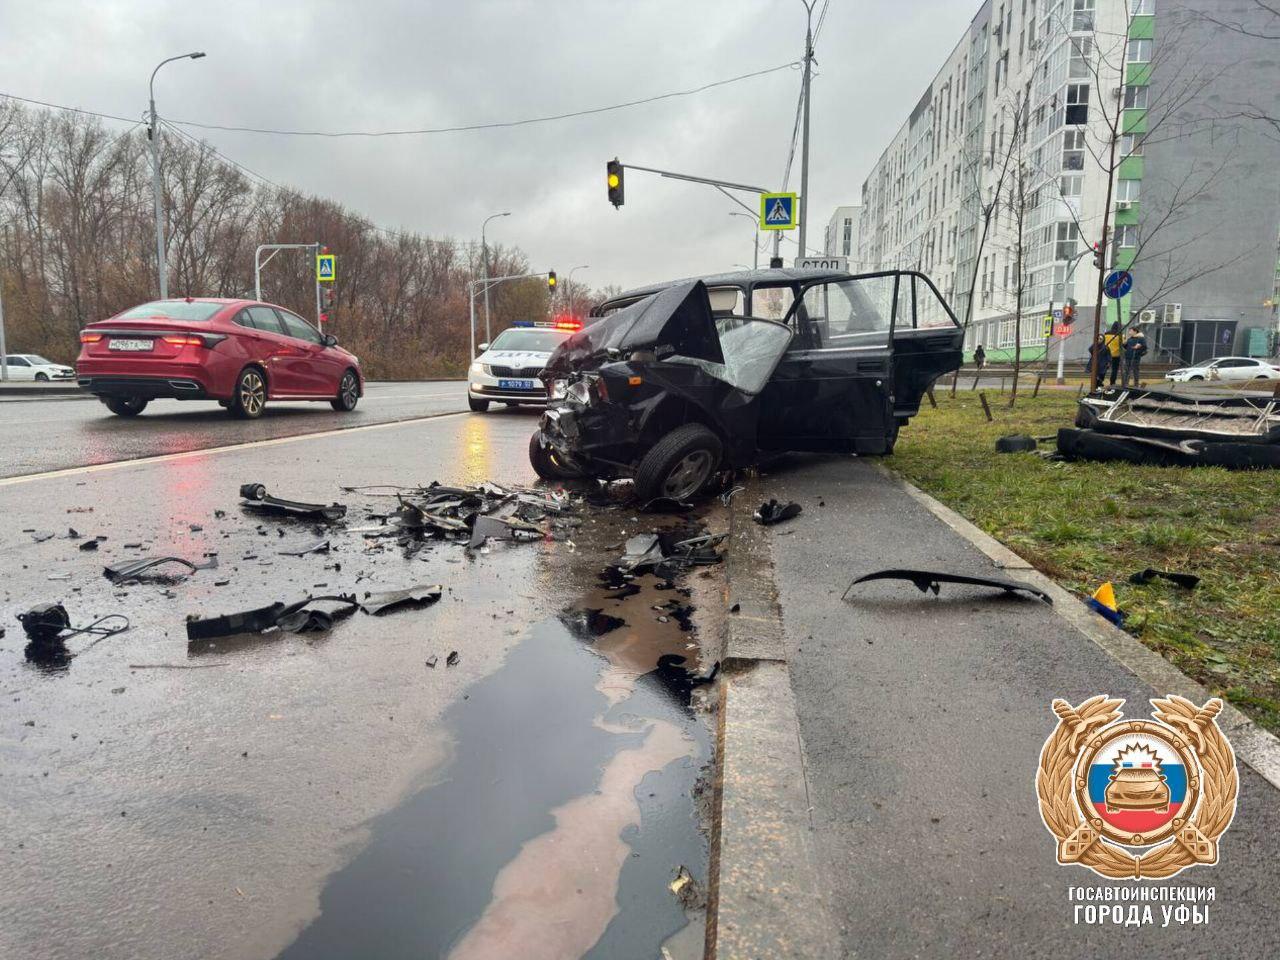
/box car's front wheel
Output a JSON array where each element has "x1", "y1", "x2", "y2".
[
  {"x1": 331, "y1": 370, "x2": 360, "y2": 411},
  {"x1": 468, "y1": 396, "x2": 490, "y2": 412},
  {"x1": 529, "y1": 431, "x2": 582, "y2": 480},
  {"x1": 230, "y1": 367, "x2": 267, "y2": 419},
  {"x1": 104, "y1": 396, "x2": 148, "y2": 417},
  {"x1": 634, "y1": 423, "x2": 723, "y2": 502},
  {"x1": 35, "y1": 372, "x2": 49, "y2": 382}
]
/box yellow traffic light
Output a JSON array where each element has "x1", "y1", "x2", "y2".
[{"x1": 547, "y1": 270, "x2": 557, "y2": 290}]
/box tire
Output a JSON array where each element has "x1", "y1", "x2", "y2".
[
  {"x1": 330, "y1": 369, "x2": 360, "y2": 411},
  {"x1": 230, "y1": 367, "x2": 267, "y2": 419},
  {"x1": 1189, "y1": 375, "x2": 1204, "y2": 382},
  {"x1": 104, "y1": 396, "x2": 147, "y2": 417},
  {"x1": 528, "y1": 431, "x2": 582, "y2": 480},
  {"x1": 468, "y1": 396, "x2": 490, "y2": 412},
  {"x1": 1074, "y1": 403, "x2": 1100, "y2": 429},
  {"x1": 633, "y1": 423, "x2": 723, "y2": 502},
  {"x1": 35, "y1": 372, "x2": 49, "y2": 382},
  {"x1": 1196, "y1": 442, "x2": 1280, "y2": 470}
]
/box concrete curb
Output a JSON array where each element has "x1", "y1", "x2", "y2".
[
  {"x1": 708, "y1": 491, "x2": 841, "y2": 960},
  {"x1": 873, "y1": 461, "x2": 1280, "y2": 792},
  {"x1": 0, "y1": 383, "x2": 83, "y2": 397}
]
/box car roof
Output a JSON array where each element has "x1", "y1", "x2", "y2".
[{"x1": 611, "y1": 267, "x2": 851, "y2": 304}]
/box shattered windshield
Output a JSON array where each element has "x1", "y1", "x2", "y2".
[{"x1": 668, "y1": 317, "x2": 791, "y2": 395}]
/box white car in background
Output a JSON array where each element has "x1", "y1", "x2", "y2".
[
  {"x1": 2, "y1": 354, "x2": 76, "y2": 381},
  {"x1": 467, "y1": 320, "x2": 580, "y2": 412},
  {"x1": 1164, "y1": 357, "x2": 1280, "y2": 383}
]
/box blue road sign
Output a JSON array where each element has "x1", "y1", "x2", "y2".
[
  {"x1": 760, "y1": 192, "x2": 797, "y2": 231},
  {"x1": 1103, "y1": 269, "x2": 1132, "y2": 299},
  {"x1": 316, "y1": 253, "x2": 336, "y2": 283}
]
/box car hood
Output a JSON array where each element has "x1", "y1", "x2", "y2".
[
  {"x1": 544, "y1": 280, "x2": 723, "y2": 376},
  {"x1": 479, "y1": 349, "x2": 555, "y2": 365}
]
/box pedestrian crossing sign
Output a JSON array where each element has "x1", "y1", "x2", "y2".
[
  {"x1": 316, "y1": 253, "x2": 336, "y2": 283},
  {"x1": 759, "y1": 192, "x2": 797, "y2": 231}
]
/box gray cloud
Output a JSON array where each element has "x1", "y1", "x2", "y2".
[{"x1": 0, "y1": 0, "x2": 973, "y2": 289}]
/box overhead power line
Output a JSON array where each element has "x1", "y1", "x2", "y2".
[{"x1": 164, "y1": 62, "x2": 802, "y2": 138}]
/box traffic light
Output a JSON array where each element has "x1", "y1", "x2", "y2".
[
  {"x1": 1062, "y1": 300, "x2": 1076, "y2": 326},
  {"x1": 547, "y1": 270, "x2": 557, "y2": 291},
  {"x1": 607, "y1": 159, "x2": 624, "y2": 208},
  {"x1": 1092, "y1": 242, "x2": 1104, "y2": 270}
]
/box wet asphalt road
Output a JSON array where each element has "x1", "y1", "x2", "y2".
[
  {"x1": 0, "y1": 407, "x2": 714, "y2": 960},
  {"x1": 0, "y1": 380, "x2": 471, "y2": 479}
]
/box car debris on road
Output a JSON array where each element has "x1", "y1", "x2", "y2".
[
  {"x1": 753, "y1": 499, "x2": 802, "y2": 526},
  {"x1": 239, "y1": 483, "x2": 348, "y2": 521},
  {"x1": 842, "y1": 568, "x2": 1052, "y2": 604},
  {"x1": 103, "y1": 554, "x2": 219, "y2": 584}
]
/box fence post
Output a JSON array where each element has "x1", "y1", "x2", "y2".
[{"x1": 978, "y1": 391, "x2": 993, "y2": 422}]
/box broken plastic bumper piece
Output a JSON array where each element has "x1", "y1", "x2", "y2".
[
  {"x1": 842, "y1": 568, "x2": 1052, "y2": 604},
  {"x1": 239, "y1": 483, "x2": 347, "y2": 521}
]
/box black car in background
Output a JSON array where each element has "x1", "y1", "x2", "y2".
[{"x1": 529, "y1": 268, "x2": 963, "y2": 501}]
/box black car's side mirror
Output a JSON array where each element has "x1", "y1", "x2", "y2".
[{"x1": 322, "y1": 334, "x2": 338, "y2": 347}]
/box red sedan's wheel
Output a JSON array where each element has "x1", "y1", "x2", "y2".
[
  {"x1": 230, "y1": 367, "x2": 267, "y2": 419},
  {"x1": 331, "y1": 370, "x2": 360, "y2": 411}
]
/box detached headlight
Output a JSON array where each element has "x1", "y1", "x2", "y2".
[{"x1": 548, "y1": 379, "x2": 568, "y2": 400}]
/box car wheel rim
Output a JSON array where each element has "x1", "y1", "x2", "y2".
[
  {"x1": 663, "y1": 450, "x2": 713, "y2": 500},
  {"x1": 241, "y1": 373, "x2": 264, "y2": 415},
  {"x1": 341, "y1": 374, "x2": 357, "y2": 406}
]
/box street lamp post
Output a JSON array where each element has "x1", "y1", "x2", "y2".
[
  {"x1": 480, "y1": 212, "x2": 511, "y2": 344},
  {"x1": 729, "y1": 211, "x2": 759, "y2": 269},
  {"x1": 566, "y1": 265, "x2": 589, "y2": 316},
  {"x1": 149, "y1": 51, "x2": 205, "y2": 300}
]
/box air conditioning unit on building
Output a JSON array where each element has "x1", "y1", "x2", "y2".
[
  {"x1": 1138, "y1": 309, "x2": 1157, "y2": 325},
  {"x1": 1116, "y1": 201, "x2": 1132, "y2": 211},
  {"x1": 1162, "y1": 303, "x2": 1183, "y2": 324}
]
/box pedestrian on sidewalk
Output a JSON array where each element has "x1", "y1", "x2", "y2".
[
  {"x1": 1122, "y1": 327, "x2": 1148, "y2": 386},
  {"x1": 1103, "y1": 322, "x2": 1123, "y2": 387},
  {"x1": 973, "y1": 344, "x2": 986, "y2": 369},
  {"x1": 1088, "y1": 335, "x2": 1111, "y2": 386}
]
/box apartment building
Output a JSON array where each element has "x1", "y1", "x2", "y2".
[
  {"x1": 842, "y1": 0, "x2": 1280, "y2": 363},
  {"x1": 823, "y1": 205, "x2": 863, "y2": 258}
]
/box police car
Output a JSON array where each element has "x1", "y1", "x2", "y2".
[{"x1": 467, "y1": 319, "x2": 581, "y2": 412}]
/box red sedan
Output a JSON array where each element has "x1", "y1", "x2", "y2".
[{"x1": 76, "y1": 298, "x2": 363, "y2": 418}]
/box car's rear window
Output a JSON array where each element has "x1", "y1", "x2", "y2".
[
  {"x1": 114, "y1": 301, "x2": 224, "y2": 322},
  {"x1": 489, "y1": 329, "x2": 570, "y2": 351}
]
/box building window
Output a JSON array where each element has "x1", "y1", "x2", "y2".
[
  {"x1": 1054, "y1": 221, "x2": 1080, "y2": 260},
  {"x1": 1119, "y1": 133, "x2": 1144, "y2": 156},
  {"x1": 842, "y1": 217, "x2": 853, "y2": 255},
  {"x1": 1059, "y1": 129, "x2": 1080, "y2": 171},
  {"x1": 1059, "y1": 174, "x2": 1083, "y2": 197},
  {"x1": 1065, "y1": 84, "x2": 1090, "y2": 125},
  {"x1": 1127, "y1": 39, "x2": 1152, "y2": 62},
  {"x1": 1123, "y1": 85, "x2": 1149, "y2": 109},
  {"x1": 1130, "y1": 0, "x2": 1153, "y2": 12},
  {"x1": 1116, "y1": 179, "x2": 1141, "y2": 202},
  {"x1": 1069, "y1": 37, "x2": 1093, "y2": 79},
  {"x1": 1071, "y1": 0, "x2": 1096, "y2": 32},
  {"x1": 1115, "y1": 224, "x2": 1139, "y2": 248},
  {"x1": 999, "y1": 317, "x2": 1017, "y2": 347}
]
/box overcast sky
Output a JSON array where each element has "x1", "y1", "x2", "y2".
[{"x1": 1, "y1": 0, "x2": 974, "y2": 291}]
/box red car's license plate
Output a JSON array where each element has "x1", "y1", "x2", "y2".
[{"x1": 108, "y1": 338, "x2": 154, "y2": 351}]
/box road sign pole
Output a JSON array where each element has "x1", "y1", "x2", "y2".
[
  {"x1": 0, "y1": 278, "x2": 8, "y2": 382},
  {"x1": 797, "y1": 0, "x2": 815, "y2": 256},
  {"x1": 313, "y1": 242, "x2": 323, "y2": 332}
]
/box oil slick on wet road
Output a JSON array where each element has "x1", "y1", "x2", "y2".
[{"x1": 276, "y1": 544, "x2": 714, "y2": 960}]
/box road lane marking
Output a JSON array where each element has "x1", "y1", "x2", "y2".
[{"x1": 0, "y1": 410, "x2": 471, "y2": 487}]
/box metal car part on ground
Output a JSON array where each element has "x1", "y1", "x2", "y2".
[
  {"x1": 842, "y1": 569, "x2": 1052, "y2": 604},
  {"x1": 239, "y1": 483, "x2": 348, "y2": 521},
  {"x1": 103, "y1": 554, "x2": 219, "y2": 584},
  {"x1": 530, "y1": 269, "x2": 963, "y2": 501},
  {"x1": 753, "y1": 499, "x2": 802, "y2": 526}
]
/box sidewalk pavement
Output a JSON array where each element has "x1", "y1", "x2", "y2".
[{"x1": 716, "y1": 454, "x2": 1280, "y2": 960}]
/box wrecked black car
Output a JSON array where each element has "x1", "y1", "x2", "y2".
[{"x1": 529, "y1": 268, "x2": 963, "y2": 500}]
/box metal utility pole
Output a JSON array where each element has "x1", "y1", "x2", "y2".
[
  {"x1": 797, "y1": 1, "x2": 817, "y2": 257},
  {"x1": 0, "y1": 277, "x2": 8, "y2": 382},
  {"x1": 566, "y1": 265, "x2": 589, "y2": 316},
  {"x1": 480, "y1": 212, "x2": 511, "y2": 345},
  {"x1": 469, "y1": 271, "x2": 549, "y2": 359},
  {"x1": 253, "y1": 242, "x2": 324, "y2": 329},
  {"x1": 149, "y1": 51, "x2": 206, "y2": 300},
  {"x1": 729, "y1": 212, "x2": 759, "y2": 269}
]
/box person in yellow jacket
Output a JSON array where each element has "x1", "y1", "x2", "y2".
[{"x1": 1103, "y1": 321, "x2": 1123, "y2": 387}]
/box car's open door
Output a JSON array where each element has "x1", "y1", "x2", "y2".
[
  {"x1": 756, "y1": 273, "x2": 895, "y2": 454},
  {"x1": 889, "y1": 272, "x2": 963, "y2": 420}
]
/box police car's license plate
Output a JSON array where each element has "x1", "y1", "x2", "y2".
[
  {"x1": 109, "y1": 338, "x2": 154, "y2": 351},
  {"x1": 498, "y1": 379, "x2": 536, "y2": 390}
]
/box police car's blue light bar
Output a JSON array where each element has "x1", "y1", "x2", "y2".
[{"x1": 511, "y1": 320, "x2": 534, "y2": 327}]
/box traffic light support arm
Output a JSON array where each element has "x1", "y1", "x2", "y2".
[
  {"x1": 253, "y1": 241, "x2": 324, "y2": 330},
  {"x1": 618, "y1": 162, "x2": 772, "y2": 196}
]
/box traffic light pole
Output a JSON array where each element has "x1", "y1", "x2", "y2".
[{"x1": 254, "y1": 242, "x2": 325, "y2": 330}]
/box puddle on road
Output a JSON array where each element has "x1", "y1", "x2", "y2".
[{"x1": 275, "y1": 528, "x2": 716, "y2": 960}]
